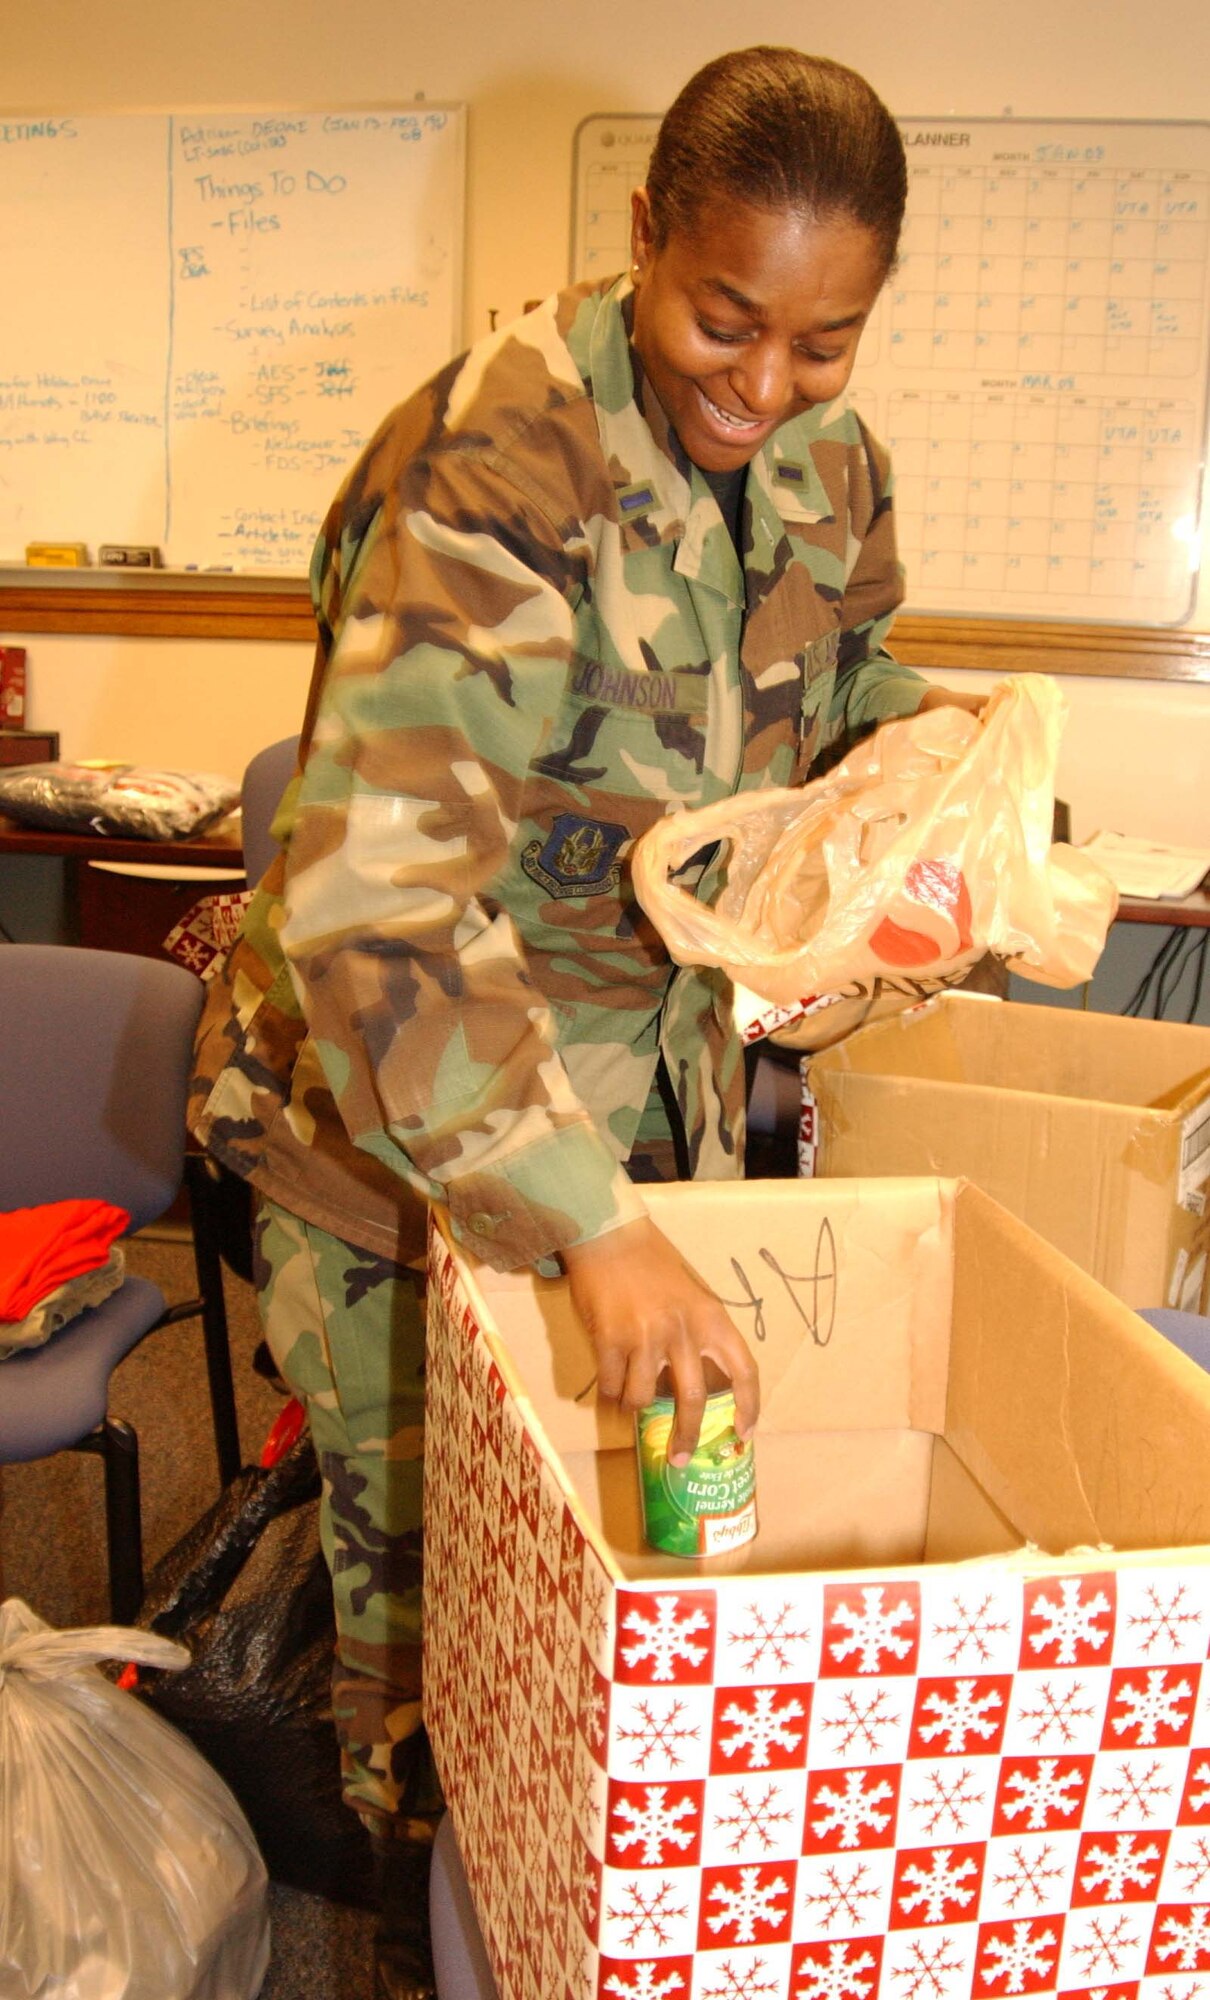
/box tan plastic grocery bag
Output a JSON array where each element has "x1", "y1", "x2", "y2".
[
  {"x1": 0, "y1": 1597, "x2": 270, "y2": 2000},
  {"x1": 631, "y1": 675, "x2": 1116, "y2": 1050}
]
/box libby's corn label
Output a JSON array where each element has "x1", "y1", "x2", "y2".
[{"x1": 635, "y1": 1387, "x2": 757, "y2": 1558}]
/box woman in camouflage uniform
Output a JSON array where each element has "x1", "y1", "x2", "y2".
[{"x1": 191, "y1": 46, "x2": 983, "y2": 1998}]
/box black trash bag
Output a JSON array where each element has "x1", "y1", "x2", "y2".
[{"x1": 134, "y1": 1424, "x2": 375, "y2": 1908}]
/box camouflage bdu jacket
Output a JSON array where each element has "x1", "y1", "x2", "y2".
[{"x1": 190, "y1": 275, "x2": 927, "y2": 1276}]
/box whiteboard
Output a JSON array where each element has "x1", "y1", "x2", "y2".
[
  {"x1": 0, "y1": 106, "x2": 465, "y2": 573},
  {"x1": 571, "y1": 114, "x2": 1210, "y2": 626}
]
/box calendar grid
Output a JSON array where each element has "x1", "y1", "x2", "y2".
[{"x1": 570, "y1": 115, "x2": 1210, "y2": 624}]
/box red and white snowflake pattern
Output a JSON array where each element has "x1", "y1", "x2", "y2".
[{"x1": 420, "y1": 1234, "x2": 1210, "y2": 2000}]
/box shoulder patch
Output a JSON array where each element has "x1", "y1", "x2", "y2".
[{"x1": 520, "y1": 813, "x2": 628, "y2": 899}]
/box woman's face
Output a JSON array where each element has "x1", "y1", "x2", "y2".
[{"x1": 629, "y1": 190, "x2": 887, "y2": 473}]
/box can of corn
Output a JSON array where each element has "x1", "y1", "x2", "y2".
[{"x1": 635, "y1": 1386, "x2": 757, "y2": 1558}]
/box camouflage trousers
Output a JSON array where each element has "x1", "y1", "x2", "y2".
[{"x1": 254, "y1": 1197, "x2": 442, "y2": 1839}]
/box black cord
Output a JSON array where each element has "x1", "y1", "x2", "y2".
[
  {"x1": 1186, "y1": 931, "x2": 1208, "y2": 1024},
  {"x1": 1123, "y1": 927, "x2": 1184, "y2": 1017},
  {"x1": 1155, "y1": 928, "x2": 1201, "y2": 1019}
]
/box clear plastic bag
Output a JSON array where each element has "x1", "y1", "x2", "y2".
[
  {"x1": 0, "y1": 762, "x2": 237, "y2": 840},
  {"x1": 631, "y1": 676, "x2": 1117, "y2": 1049},
  {"x1": 0, "y1": 1597, "x2": 270, "y2": 2000}
]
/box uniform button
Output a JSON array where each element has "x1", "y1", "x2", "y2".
[{"x1": 468, "y1": 1212, "x2": 498, "y2": 1238}]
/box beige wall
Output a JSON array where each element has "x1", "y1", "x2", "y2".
[{"x1": 4, "y1": 0, "x2": 1209, "y2": 841}]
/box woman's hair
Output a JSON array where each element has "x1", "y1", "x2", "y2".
[{"x1": 645, "y1": 47, "x2": 907, "y2": 274}]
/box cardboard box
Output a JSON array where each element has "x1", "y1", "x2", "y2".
[
  {"x1": 805, "y1": 994, "x2": 1210, "y2": 1316},
  {"x1": 424, "y1": 1177, "x2": 1210, "y2": 2000}
]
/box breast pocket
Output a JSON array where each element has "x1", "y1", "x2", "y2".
[{"x1": 530, "y1": 658, "x2": 712, "y2": 801}]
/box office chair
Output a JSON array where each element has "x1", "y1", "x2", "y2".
[
  {"x1": 186, "y1": 732, "x2": 302, "y2": 1323},
  {"x1": 430, "y1": 1815, "x2": 499, "y2": 2000},
  {"x1": 1137, "y1": 1306, "x2": 1210, "y2": 1369},
  {"x1": 0, "y1": 945, "x2": 238, "y2": 1623},
  {"x1": 240, "y1": 733, "x2": 300, "y2": 888}
]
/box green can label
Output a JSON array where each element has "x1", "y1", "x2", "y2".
[{"x1": 635, "y1": 1389, "x2": 758, "y2": 1558}]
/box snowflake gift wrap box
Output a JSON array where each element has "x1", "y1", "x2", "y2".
[{"x1": 423, "y1": 1175, "x2": 1210, "y2": 2000}]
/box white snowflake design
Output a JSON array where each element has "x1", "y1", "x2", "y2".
[
  {"x1": 533, "y1": 1563, "x2": 557, "y2": 1654},
  {"x1": 1026, "y1": 1579, "x2": 1112, "y2": 1665},
  {"x1": 555, "y1": 1605, "x2": 580, "y2": 1694},
  {"x1": 917, "y1": 1680, "x2": 1003, "y2": 1754},
  {"x1": 617, "y1": 1697, "x2": 701, "y2": 1773},
  {"x1": 1110, "y1": 1668, "x2": 1193, "y2": 1744},
  {"x1": 1189, "y1": 1758, "x2": 1210, "y2": 1814},
  {"x1": 908, "y1": 1764, "x2": 986, "y2": 1840},
  {"x1": 603, "y1": 1876, "x2": 689, "y2": 1951},
  {"x1": 603, "y1": 1965, "x2": 686, "y2": 2000},
  {"x1": 1126, "y1": 1580, "x2": 1204, "y2": 1656},
  {"x1": 705, "y1": 1867, "x2": 789, "y2": 1944},
  {"x1": 1000, "y1": 1759, "x2": 1085, "y2": 1831},
  {"x1": 1156, "y1": 1908, "x2": 1210, "y2": 1972},
  {"x1": 991, "y1": 1842, "x2": 1065, "y2": 1910},
  {"x1": 811, "y1": 1769, "x2": 896, "y2": 1849},
  {"x1": 570, "y1": 1843, "x2": 599, "y2": 1929},
  {"x1": 574, "y1": 1740, "x2": 605, "y2": 1835},
  {"x1": 1015, "y1": 1677, "x2": 1097, "y2": 1748},
  {"x1": 621, "y1": 1597, "x2": 711, "y2": 1682},
  {"x1": 1071, "y1": 1910, "x2": 1143, "y2": 1979},
  {"x1": 713, "y1": 1782, "x2": 795, "y2": 1855},
  {"x1": 820, "y1": 1686, "x2": 903, "y2": 1759},
  {"x1": 803, "y1": 1859, "x2": 880, "y2": 1932},
  {"x1": 579, "y1": 1664, "x2": 608, "y2": 1751},
  {"x1": 1096, "y1": 1756, "x2": 1174, "y2": 1823},
  {"x1": 728, "y1": 1600, "x2": 812, "y2": 1677},
  {"x1": 717, "y1": 1688, "x2": 807, "y2": 1768},
  {"x1": 978, "y1": 1920, "x2": 1058, "y2": 1992},
  {"x1": 931, "y1": 1591, "x2": 1013, "y2": 1667},
  {"x1": 888, "y1": 1934, "x2": 968, "y2": 2000},
  {"x1": 896, "y1": 1847, "x2": 980, "y2": 1925},
  {"x1": 700, "y1": 1957, "x2": 781, "y2": 1999},
  {"x1": 829, "y1": 1587, "x2": 916, "y2": 1674},
  {"x1": 1079, "y1": 1831, "x2": 1161, "y2": 1900},
  {"x1": 610, "y1": 1786, "x2": 698, "y2": 1866},
  {"x1": 582, "y1": 1562, "x2": 609, "y2": 1656},
  {"x1": 1176, "y1": 1832, "x2": 1210, "y2": 1897},
  {"x1": 794, "y1": 1942, "x2": 880, "y2": 2000}
]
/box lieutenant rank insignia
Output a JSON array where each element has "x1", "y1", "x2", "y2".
[{"x1": 521, "y1": 813, "x2": 629, "y2": 899}]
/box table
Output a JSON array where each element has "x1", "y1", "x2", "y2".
[
  {"x1": 0, "y1": 812, "x2": 245, "y2": 955},
  {"x1": 1115, "y1": 886, "x2": 1210, "y2": 929}
]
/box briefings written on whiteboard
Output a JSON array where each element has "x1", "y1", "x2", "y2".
[{"x1": 0, "y1": 107, "x2": 465, "y2": 574}]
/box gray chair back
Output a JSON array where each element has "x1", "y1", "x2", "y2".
[
  {"x1": 241, "y1": 735, "x2": 301, "y2": 888},
  {"x1": 0, "y1": 945, "x2": 204, "y2": 1230}
]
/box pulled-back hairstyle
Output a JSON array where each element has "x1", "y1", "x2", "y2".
[{"x1": 645, "y1": 47, "x2": 907, "y2": 274}]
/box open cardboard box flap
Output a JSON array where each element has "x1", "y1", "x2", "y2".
[
  {"x1": 805, "y1": 996, "x2": 1210, "y2": 1313},
  {"x1": 442, "y1": 1175, "x2": 1210, "y2": 1585}
]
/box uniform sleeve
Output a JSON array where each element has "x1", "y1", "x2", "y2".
[
  {"x1": 279, "y1": 446, "x2": 647, "y2": 1274},
  {"x1": 824, "y1": 422, "x2": 928, "y2": 752}
]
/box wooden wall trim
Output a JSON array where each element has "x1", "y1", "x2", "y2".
[
  {"x1": 892, "y1": 615, "x2": 1210, "y2": 684},
  {"x1": 0, "y1": 574, "x2": 316, "y2": 643},
  {"x1": 1, "y1": 573, "x2": 1208, "y2": 680}
]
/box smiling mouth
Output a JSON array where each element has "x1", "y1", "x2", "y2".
[{"x1": 697, "y1": 387, "x2": 768, "y2": 435}]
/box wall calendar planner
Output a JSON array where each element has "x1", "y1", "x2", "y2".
[{"x1": 571, "y1": 115, "x2": 1210, "y2": 625}]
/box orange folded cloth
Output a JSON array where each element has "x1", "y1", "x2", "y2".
[{"x1": 0, "y1": 1199, "x2": 130, "y2": 1322}]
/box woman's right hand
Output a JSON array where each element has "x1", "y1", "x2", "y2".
[{"x1": 562, "y1": 1216, "x2": 759, "y2": 1465}]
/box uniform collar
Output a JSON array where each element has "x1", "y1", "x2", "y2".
[{"x1": 586, "y1": 279, "x2": 842, "y2": 608}]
